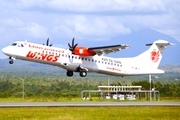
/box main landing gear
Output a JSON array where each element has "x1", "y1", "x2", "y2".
[
  {"x1": 66, "y1": 70, "x2": 87, "y2": 77},
  {"x1": 66, "y1": 71, "x2": 73, "y2": 77},
  {"x1": 79, "y1": 70, "x2": 87, "y2": 77}
]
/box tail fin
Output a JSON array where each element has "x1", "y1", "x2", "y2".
[{"x1": 133, "y1": 40, "x2": 175, "y2": 69}]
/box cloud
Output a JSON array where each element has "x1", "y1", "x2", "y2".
[
  {"x1": 0, "y1": 0, "x2": 179, "y2": 42},
  {"x1": 1, "y1": 18, "x2": 24, "y2": 27},
  {"x1": 154, "y1": 28, "x2": 180, "y2": 42},
  {"x1": 21, "y1": 23, "x2": 48, "y2": 39},
  {"x1": 53, "y1": 15, "x2": 131, "y2": 40},
  {"x1": 2, "y1": 0, "x2": 166, "y2": 13}
]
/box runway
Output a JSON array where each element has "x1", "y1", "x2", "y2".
[{"x1": 0, "y1": 102, "x2": 179, "y2": 107}]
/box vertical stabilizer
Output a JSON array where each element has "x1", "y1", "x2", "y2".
[{"x1": 133, "y1": 40, "x2": 174, "y2": 69}]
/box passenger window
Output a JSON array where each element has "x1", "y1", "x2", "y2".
[
  {"x1": 85, "y1": 58, "x2": 87, "y2": 61},
  {"x1": 82, "y1": 58, "x2": 84, "y2": 60},
  {"x1": 62, "y1": 54, "x2": 64, "y2": 57},
  {"x1": 92, "y1": 59, "x2": 94, "y2": 62},
  {"x1": 88, "y1": 59, "x2": 90, "y2": 61},
  {"x1": 21, "y1": 44, "x2": 24, "y2": 47}
]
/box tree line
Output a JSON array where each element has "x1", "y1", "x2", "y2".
[{"x1": 0, "y1": 75, "x2": 179, "y2": 98}]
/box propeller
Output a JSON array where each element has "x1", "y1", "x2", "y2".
[
  {"x1": 46, "y1": 37, "x2": 49, "y2": 46},
  {"x1": 44, "y1": 37, "x2": 53, "y2": 47},
  {"x1": 68, "y1": 36, "x2": 78, "y2": 54}
]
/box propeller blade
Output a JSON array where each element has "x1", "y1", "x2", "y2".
[
  {"x1": 68, "y1": 42, "x2": 72, "y2": 48},
  {"x1": 68, "y1": 36, "x2": 78, "y2": 53},
  {"x1": 72, "y1": 36, "x2": 75, "y2": 47},
  {"x1": 74, "y1": 43, "x2": 78, "y2": 48},
  {"x1": 46, "y1": 37, "x2": 49, "y2": 46}
]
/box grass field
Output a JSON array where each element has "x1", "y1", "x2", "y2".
[
  {"x1": 0, "y1": 107, "x2": 179, "y2": 120},
  {"x1": 0, "y1": 97, "x2": 179, "y2": 102}
]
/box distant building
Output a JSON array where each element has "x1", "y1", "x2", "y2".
[{"x1": 81, "y1": 85, "x2": 159, "y2": 101}]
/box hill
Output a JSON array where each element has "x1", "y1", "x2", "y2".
[
  {"x1": 0, "y1": 59, "x2": 180, "y2": 78},
  {"x1": 159, "y1": 64, "x2": 180, "y2": 73}
]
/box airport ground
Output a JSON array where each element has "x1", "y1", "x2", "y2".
[
  {"x1": 0, "y1": 67, "x2": 179, "y2": 119},
  {"x1": 0, "y1": 96, "x2": 179, "y2": 102},
  {"x1": 0, "y1": 96, "x2": 179, "y2": 120},
  {"x1": 0, "y1": 106, "x2": 179, "y2": 120}
]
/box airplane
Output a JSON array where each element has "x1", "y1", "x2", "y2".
[{"x1": 2, "y1": 37, "x2": 174, "y2": 77}]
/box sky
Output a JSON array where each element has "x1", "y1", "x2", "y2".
[{"x1": 0, "y1": 0, "x2": 180, "y2": 60}]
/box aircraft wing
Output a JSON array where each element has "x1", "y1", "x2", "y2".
[{"x1": 88, "y1": 44, "x2": 131, "y2": 56}]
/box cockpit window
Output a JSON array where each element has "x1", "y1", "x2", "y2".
[
  {"x1": 12, "y1": 43, "x2": 17, "y2": 46},
  {"x1": 11, "y1": 43, "x2": 24, "y2": 47}
]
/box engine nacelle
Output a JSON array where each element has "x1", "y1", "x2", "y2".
[{"x1": 74, "y1": 47, "x2": 96, "y2": 56}]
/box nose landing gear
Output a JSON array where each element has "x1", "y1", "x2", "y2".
[
  {"x1": 9, "y1": 57, "x2": 15, "y2": 64},
  {"x1": 9, "y1": 60, "x2": 14, "y2": 64}
]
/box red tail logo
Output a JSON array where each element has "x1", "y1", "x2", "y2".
[{"x1": 151, "y1": 51, "x2": 160, "y2": 63}]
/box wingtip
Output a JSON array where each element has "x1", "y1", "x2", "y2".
[
  {"x1": 121, "y1": 44, "x2": 131, "y2": 48},
  {"x1": 168, "y1": 43, "x2": 176, "y2": 46},
  {"x1": 146, "y1": 43, "x2": 153, "y2": 46}
]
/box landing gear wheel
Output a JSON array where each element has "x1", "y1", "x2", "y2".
[
  {"x1": 80, "y1": 71, "x2": 87, "y2": 77},
  {"x1": 9, "y1": 60, "x2": 14, "y2": 64},
  {"x1": 66, "y1": 71, "x2": 73, "y2": 77}
]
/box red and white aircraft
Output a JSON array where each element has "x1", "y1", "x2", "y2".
[{"x1": 2, "y1": 37, "x2": 174, "y2": 77}]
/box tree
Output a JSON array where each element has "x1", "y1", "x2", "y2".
[
  {"x1": 41, "y1": 91, "x2": 50, "y2": 97},
  {"x1": 26, "y1": 92, "x2": 34, "y2": 97},
  {"x1": 2, "y1": 90, "x2": 11, "y2": 98}
]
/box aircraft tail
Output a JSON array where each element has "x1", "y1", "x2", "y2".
[{"x1": 133, "y1": 40, "x2": 175, "y2": 69}]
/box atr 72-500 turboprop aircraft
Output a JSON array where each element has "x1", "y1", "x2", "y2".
[{"x1": 2, "y1": 37, "x2": 174, "y2": 77}]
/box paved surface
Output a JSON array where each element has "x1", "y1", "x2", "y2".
[{"x1": 0, "y1": 102, "x2": 179, "y2": 107}]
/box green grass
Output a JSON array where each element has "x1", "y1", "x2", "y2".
[
  {"x1": 0, "y1": 107, "x2": 179, "y2": 120},
  {"x1": 0, "y1": 97, "x2": 179, "y2": 102}
]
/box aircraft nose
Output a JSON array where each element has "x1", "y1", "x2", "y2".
[{"x1": 2, "y1": 47, "x2": 9, "y2": 54}]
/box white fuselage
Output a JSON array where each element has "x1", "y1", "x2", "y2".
[{"x1": 2, "y1": 41, "x2": 166, "y2": 77}]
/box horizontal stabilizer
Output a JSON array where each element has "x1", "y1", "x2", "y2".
[{"x1": 146, "y1": 40, "x2": 175, "y2": 46}]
